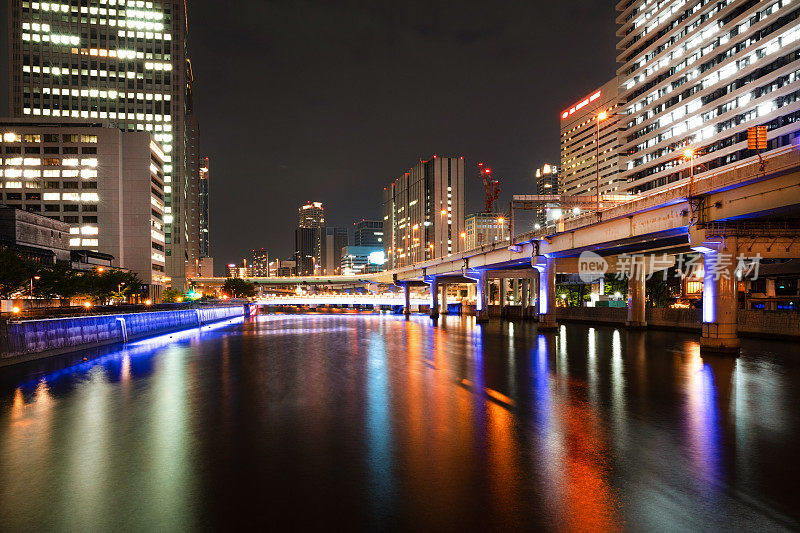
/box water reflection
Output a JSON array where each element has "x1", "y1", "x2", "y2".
[
  {"x1": 0, "y1": 315, "x2": 798, "y2": 530},
  {"x1": 366, "y1": 330, "x2": 394, "y2": 524}
]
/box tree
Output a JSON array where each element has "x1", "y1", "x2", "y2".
[
  {"x1": 162, "y1": 288, "x2": 185, "y2": 303},
  {"x1": 33, "y1": 262, "x2": 79, "y2": 299},
  {"x1": 89, "y1": 269, "x2": 143, "y2": 304},
  {"x1": 0, "y1": 248, "x2": 38, "y2": 298},
  {"x1": 223, "y1": 278, "x2": 255, "y2": 298}
]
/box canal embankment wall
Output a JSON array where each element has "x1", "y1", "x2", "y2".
[
  {"x1": 0, "y1": 304, "x2": 248, "y2": 365},
  {"x1": 523, "y1": 306, "x2": 800, "y2": 339},
  {"x1": 459, "y1": 304, "x2": 799, "y2": 338}
]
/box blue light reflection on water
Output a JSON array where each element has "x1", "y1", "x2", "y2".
[
  {"x1": 13, "y1": 316, "x2": 245, "y2": 392},
  {"x1": 1, "y1": 315, "x2": 799, "y2": 530},
  {"x1": 365, "y1": 330, "x2": 395, "y2": 523}
]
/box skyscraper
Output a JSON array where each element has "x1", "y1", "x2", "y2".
[
  {"x1": 251, "y1": 248, "x2": 269, "y2": 277},
  {"x1": 534, "y1": 163, "x2": 561, "y2": 226},
  {"x1": 353, "y1": 219, "x2": 383, "y2": 247},
  {"x1": 295, "y1": 201, "x2": 324, "y2": 275},
  {"x1": 198, "y1": 156, "x2": 210, "y2": 259},
  {"x1": 560, "y1": 78, "x2": 624, "y2": 197},
  {"x1": 298, "y1": 201, "x2": 324, "y2": 228},
  {"x1": 295, "y1": 227, "x2": 319, "y2": 276},
  {"x1": 382, "y1": 156, "x2": 465, "y2": 270},
  {"x1": 320, "y1": 226, "x2": 348, "y2": 275},
  {"x1": 617, "y1": 0, "x2": 800, "y2": 194},
  {"x1": 7, "y1": 0, "x2": 200, "y2": 287}
]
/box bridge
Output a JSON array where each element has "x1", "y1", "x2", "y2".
[
  {"x1": 256, "y1": 294, "x2": 429, "y2": 307},
  {"x1": 191, "y1": 147, "x2": 800, "y2": 354},
  {"x1": 191, "y1": 274, "x2": 383, "y2": 287},
  {"x1": 389, "y1": 147, "x2": 800, "y2": 353}
]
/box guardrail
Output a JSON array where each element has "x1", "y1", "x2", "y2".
[
  {"x1": 513, "y1": 146, "x2": 800, "y2": 243},
  {"x1": 0, "y1": 299, "x2": 250, "y2": 320}
]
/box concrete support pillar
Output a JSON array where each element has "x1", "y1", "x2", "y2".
[
  {"x1": 476, "y1": 270, "x2": 489, "y2": 323},
  {"x1": 626, "y1": 261, "x2": 647, "y2": 329},
  {"x1": 440, "y1": 283, "x2": 448, "y2": 315},
  {"x1": 697, "y1": 238, "x2": 740, "y2": 354},
  {"x1": 403, "y1": 283, "x2": 411, "y2": 316},
  {"x1": 765, "y1": 278, "x2": 776, "y2": 310},
  {"x1": 499, "y1": 278, "x2": 506, "y2": 308},
  {"x1": 531, "y1": 273, "x2": 539, "y2": 319},
  {"x1": 521, "y1": 279, "x2": 529, "y2": 309},
  {"x1": 533, "y1": 256, "x2": 557, "y2": 330},
  {"x1": 429, "y1": 277, "x2": 439, "y2": 319}
]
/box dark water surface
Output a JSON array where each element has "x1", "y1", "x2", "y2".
[{"x1": 1, "y1": 314, "x2": 799, "y2": 531}]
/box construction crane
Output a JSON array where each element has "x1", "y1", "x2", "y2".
[{"x1": 478, "y1": 162, "x2": 501, "y2": 213}]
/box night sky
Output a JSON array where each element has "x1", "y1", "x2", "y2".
[{"x1": 1, "y1": 1, "x2": 618, "y2": 273}]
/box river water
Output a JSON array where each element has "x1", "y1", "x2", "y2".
[{"x1": 0, "y1": 314, "x2": 798, "y2": 531}]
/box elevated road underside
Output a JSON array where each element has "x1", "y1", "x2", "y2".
[{"x1": 191, "y1": 148, "x2": 800, "y2": 353}]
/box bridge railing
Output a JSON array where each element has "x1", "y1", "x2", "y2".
[{"x1": 513, "y1": 145, "x2": 800, "y2": 244}]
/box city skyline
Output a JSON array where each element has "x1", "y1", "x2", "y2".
[
  {"x1": 2, "y1": 1, "x2": 800, "y2": 530},
  {"x1": 0, "y1": 2, "x2": 618, "y2": 269}
]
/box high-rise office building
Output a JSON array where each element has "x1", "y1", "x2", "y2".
[
  {"x1": 295, "y1": 227, "x2": 319, "y2": 276},
  {"x1": 186, "y1": 111, "x2": 200, "y2": 275},
  {"x1": 382, "y1": 156, "x2": 465, "y2": 270},
  {"x1": 560, "y1": 78, "x2": 625, "y2": 197},
  {"x1": 298, "y1": 201, "x2": 324, "y2": 228},
  {"x1": 353, "y1": 219, "x2": 383, "y2": 247},
  {"x1": 464, "y1": 212, "x2": 508, "y2": 251},
  {"x1": 534, "y1": 163, "x2": 561, "y2": 226},
  {"x1": 251, "y1": 247, "x2": 268, "y2": 277},
  {"x1": 295, "y1": 201, "x2": 325, "y2": 275},
  {"x1": 7, "y1": 0, "x2": 200, "y2": 287},
  {"x1": 320, "y1": 226, "x2": 348, "y2": 275},
  {"x1": 535, "y1": 163, "x2": 561, "y2": 194},
  {"x1": 198, "y1": 156, "x2": 210, "y2": 258},
  {"x1": 617, "y1": 0, "x2": 800, "y2": 193},
  {"x1": 0, "y1": 118, "x2": 166, "y2": 297}
]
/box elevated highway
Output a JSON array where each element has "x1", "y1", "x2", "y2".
[
  {"x1": 256, "y1": 294, "x2": 429, "y2": 307},
  {"x1": 190, "y1": 148, "x2": 800, "y2": 353},
  {"x1": 389, "y1": 147, "x2": 800, "y2": 353}
]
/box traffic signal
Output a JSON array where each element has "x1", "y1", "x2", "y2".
[{"x1": 747, "y1": 126, "x2": 768, "y2": 150}]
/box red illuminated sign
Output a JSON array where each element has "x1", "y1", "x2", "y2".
[{"x1": 561, "y1": 90, "x2": 601, "y2": 120}]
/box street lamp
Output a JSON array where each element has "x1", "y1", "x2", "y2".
[
  {"x1": 596, "y1": 110, "x2": 622, "y2": 215},
  {"x1": 30, "y1": 275, "x2": 40, "y2": 297},
  {"x1": 684, "y1": 147, "x2": 696, "y2": 197}
]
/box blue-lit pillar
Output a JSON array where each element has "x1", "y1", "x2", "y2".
[
  {"x1": 476, "y1": 270, "x2": 489, "y2": 323},
  {"x1": 429, "y1": 277, "x2": 440, "y2": 319},
  {"x1": 403, "y1": 283, "x2": 411, "y2": 316},
  {"x1": 533, "y1": 256, "x2": 557, "y2": 330},
  {"x1": 694, "y1": 238, "x2": 740, "y2": 354}
]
